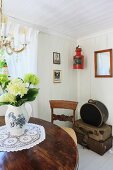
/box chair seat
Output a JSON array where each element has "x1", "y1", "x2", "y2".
[{"x1": 61, "y1": 127, "x2": 77, "y2": 145}]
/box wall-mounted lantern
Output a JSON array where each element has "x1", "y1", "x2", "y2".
[{"x1": 73, "y1": 45, "x2": 84, "y2": 69}]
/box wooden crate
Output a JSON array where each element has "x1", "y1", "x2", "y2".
[{"x1": 76, "y1": 131, "x2": 112, "y2": 155}]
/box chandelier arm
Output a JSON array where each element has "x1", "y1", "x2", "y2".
[
  {"x1": 8, "y1": 44, "x2": 27, "y2": 53},
  {"x1": 0, "y1": 0, "x2": 27, "y2": 55},
  {"x1": 6, "y1": 47, "x2": 13, "y2": 55}
]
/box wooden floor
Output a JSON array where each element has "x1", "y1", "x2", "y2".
[{"x1": 78, "y1": 144, "x2": 113, "y2": 170}]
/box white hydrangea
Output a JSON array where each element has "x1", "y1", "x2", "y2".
[
  {"x1": 7, "y1": 78, "x2": 28, "y2": 97},
  {"x1": 0, "y1": 93, "x2": 16, "y2": 103}
]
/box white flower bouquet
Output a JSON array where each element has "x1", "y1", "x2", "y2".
[{"x1": 0, "y1": 73, "x2": 39, "y2": 107}]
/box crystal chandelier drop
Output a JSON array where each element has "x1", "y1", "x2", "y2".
[{"x1": 0, "y1": 0, "x2": 27, "y2": 55}]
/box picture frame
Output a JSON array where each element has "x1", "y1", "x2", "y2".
[
  {"x1": 53, "y1": 52, "x2": 60, "y2": 64},
  {"x1": 53, "y1": 70, "x2": 61, "y2": 83},
  {"x1": 94, "y1": 49, "x2": 112, "y2": 78}
]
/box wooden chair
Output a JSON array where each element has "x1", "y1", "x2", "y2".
[{"x1": 49, "y1": 100, "x2": 78, "y2": 144}]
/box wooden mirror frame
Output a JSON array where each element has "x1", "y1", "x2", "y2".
[{"x1": 94, "y1": 49, "x2": 112, "y2": 78}]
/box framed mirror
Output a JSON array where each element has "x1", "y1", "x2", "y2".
[{"x1": 94, "y1": 49, "x2": 112, "y2": 78}]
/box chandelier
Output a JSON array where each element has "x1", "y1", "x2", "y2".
[{"x1": 0, "y1": 0, "x2": 27, "y2": 55}]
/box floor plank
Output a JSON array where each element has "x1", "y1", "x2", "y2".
[{"x1": 78, "y1": 144, "x2": 113, "y2": 170}]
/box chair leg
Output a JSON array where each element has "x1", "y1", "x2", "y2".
[
  {"x1": 51, "y1": 114, "x2": 53, "y2": 123},
  {"x1": 51, "y1": 117, "x2": 53, "y2": 123}
]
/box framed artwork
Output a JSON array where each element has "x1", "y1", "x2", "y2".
[
  {"x1": 53, "y1": 52, "x2": 60, "y2": 64},
  {"x1": 53, "y1": 70, "x2": 61, "y2": 83}
]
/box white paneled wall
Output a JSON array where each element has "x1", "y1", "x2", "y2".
[
  {"x1": 37, "y1": 32, "x2": 77, "y2": 123},
  {"x1": 77, "y1": 30, "x2": 113, "y2": 131}
]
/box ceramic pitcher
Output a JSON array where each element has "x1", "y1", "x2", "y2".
[{"x1": 5, "y1": 103, "x2": 32, "y2": 136}]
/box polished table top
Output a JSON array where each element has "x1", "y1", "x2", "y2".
[{"x1": 0, "y1": 117, "x2": 78, "y2": 170}]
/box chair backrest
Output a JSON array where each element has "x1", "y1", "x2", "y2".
[{"x1": 49, "y1": 100, "x2": 78, "y2": 126}]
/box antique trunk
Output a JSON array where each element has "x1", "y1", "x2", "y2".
[
  {"x1": 75, "y1": 131, "x2": 112, "y2": 155},
  {"x1": 74, "y1": 119, "x2": 112, "y2": 141},
  {"x1": 74, "y1": 119, "x2": 112, "y2": 155}
]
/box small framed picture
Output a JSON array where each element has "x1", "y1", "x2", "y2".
[
  {"x1": 53, "y1": 52, "x2": 60, "y2": 64},
  {"x1": 53, "y1": 70, "x2": 61, "y2": 83}
]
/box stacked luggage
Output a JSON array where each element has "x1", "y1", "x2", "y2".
[{"x1": 74, "y1": 100, "x2": 112, "y2": 155}]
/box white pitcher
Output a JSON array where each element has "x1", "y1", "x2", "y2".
[{"x1": 5, "y1": 103, "x2": 32, "y2": 136}]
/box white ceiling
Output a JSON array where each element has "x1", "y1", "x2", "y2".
[{"x1": 4, "y1": 0, "x2": 113, "y2": 39}]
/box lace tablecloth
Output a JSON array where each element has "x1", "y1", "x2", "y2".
[{"x1": 0, "y1": 123, "x2": 45, "y2": 152}]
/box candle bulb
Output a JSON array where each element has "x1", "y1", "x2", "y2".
[
  {"x1": 1, "y1": 15, "x2": 8, "y2": 37},
  {"x1": 1, "y1": 23, "x2": 6, "y2": 37},
  {"x1": 19, "y1": 27, "x2": 27, "y2": 44}
]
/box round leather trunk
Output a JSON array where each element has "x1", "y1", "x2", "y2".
[{"x1": 80, "y1": 99, "x2": 108, "y2": 127}]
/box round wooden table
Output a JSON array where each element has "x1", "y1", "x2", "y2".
[{"x1": 0, "y1": 117, "x2": 78, "y2": 170}]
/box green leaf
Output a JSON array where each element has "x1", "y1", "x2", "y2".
[
  {"x1": 23, "y1": 88, "x2": 39, "y2": 101},
  {"x1": 15, "y1": 98, "x2": 28, "y2": 107},
  {"x1": 12, "y1": 88, "x2": 39, "y2": 106},
  {"x1": 2, "y1": 80, "x2": 10, "y2": 91},
  {"x1": 0, "y1": 102, "x2": 10, "y2": 106}
]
